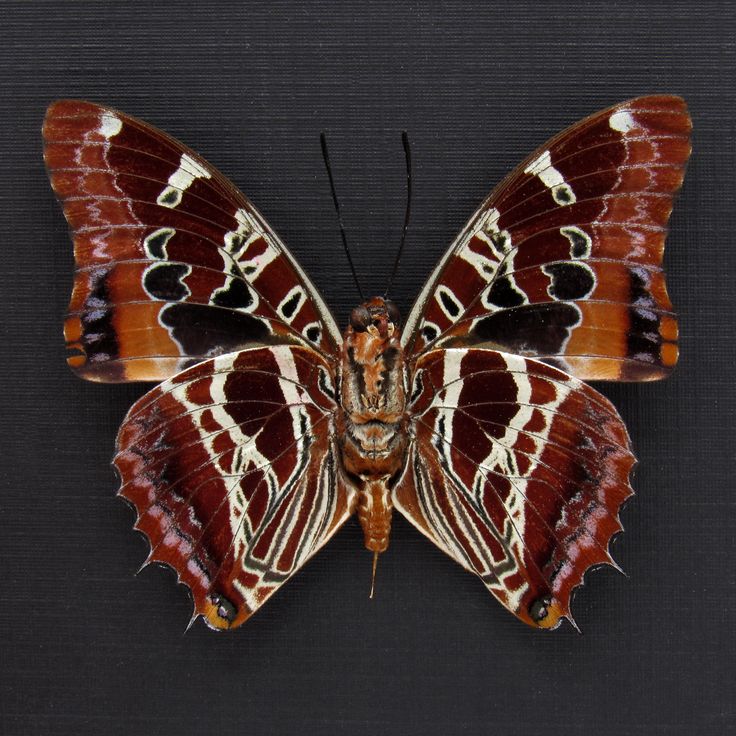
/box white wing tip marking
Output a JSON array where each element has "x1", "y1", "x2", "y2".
[
  {"x1": 178, "y1": 153, "x2": 212, "y2": 181},
  {"x1": 98, "y1": 112, "x2": 122, "y2": 139},
  {"x1": 609, "y1": 110, "x2": 636, "y2": 133},
  {"x1": 524, "y1": 150, "x2": 553, "y2": 177}
]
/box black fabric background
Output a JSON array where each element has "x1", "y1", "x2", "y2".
[{"x1": 2, "y1": 2, "x2": 734, "y2": 734}]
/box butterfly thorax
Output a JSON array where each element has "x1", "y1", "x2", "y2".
[{"x1": 336, "y1": 296, "x2": 408, "y2": 553}]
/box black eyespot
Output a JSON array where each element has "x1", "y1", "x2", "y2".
[
  {"x1": 211, "y1": 593, "x2": 237, "y2": 623},
  {"x1": 350, "y1": 305, "x2": 371, "y2": 331},
  {"x1": 421, "y1": 324, "x2": 438, "y2": 342},
  {"x1": 305, "y1": 325, "x2": 321, "y2": 343},
  {"x1": 385, "y1": 299, "x2": 401, "y2": 326},
  {"x1": 529, "y1": 595, "x2": 552, "y2": 622}
]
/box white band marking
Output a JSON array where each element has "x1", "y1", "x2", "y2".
[
  {"x1": 524, "y1": 150, "x2": 576, "y2": 206},
  {"x1": 157, "y1": 153, "x2": 212, "y2": 208}
]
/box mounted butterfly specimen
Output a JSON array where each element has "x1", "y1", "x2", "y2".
[{"x1": 44, "y1": 96, "x2": 691, "y2": 631}]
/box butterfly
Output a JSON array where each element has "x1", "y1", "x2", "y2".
[{"x1": 44, "y1": 96, "x2": 691, "y2": 631}]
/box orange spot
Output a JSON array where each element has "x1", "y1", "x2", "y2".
[
  {"x1": 66, "y1": 354, "x2": 86, "y2": 370},
  {"x1": 64, "y1": 315, "x2": 82, "y2": 343},
  {"x1": 659, "y1": 315, "x2": 679, "y2": 342},
  {"x1": 661, "y1": 342, "x2": 679, "y2": 367}
]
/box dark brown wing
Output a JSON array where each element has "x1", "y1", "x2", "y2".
[
  {"x1": 395, "y1": 348, "x2": 634, "y2": 629},
  {"x1": 114, "y1": 345, "x2": 352, "y2": 629},
  {"x1": 44, "y1": 100, "x2": 342, "y2": 382},
  {"x1": 402, "y1": 96, "x2": 691, "y2": 381}
]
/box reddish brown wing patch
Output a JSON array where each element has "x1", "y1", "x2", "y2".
[
  {"x1": 402, "y1": 95, "x2": 691, "y2": 382},
  {"x1": 114, "y1": 345, "x2": 352, "y2": 629},
  {"x1": 395, "y1": 348, "x2": 634, "y2": 629},
  {"x1": 44, "y1": 100, "x2": 341, "y2": 382}
]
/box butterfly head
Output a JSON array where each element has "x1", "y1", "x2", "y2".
[{"x1": 348, "y1": 296, "x2": 401, "y2": 342}]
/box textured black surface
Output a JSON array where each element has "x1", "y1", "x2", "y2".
[{"x1": 2, "y1": 2, "x2": 734, "y2": 734}]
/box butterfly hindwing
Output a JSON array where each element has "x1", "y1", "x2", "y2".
[
  {"x1": 44, "y1": 100, "x2": 341, "y2": 383},
  {"x1": 114, "y1": 345, "x2": 353, "y2": 629},
  {"x1": 395, "y1": 348, "x2": 634, "y2": 629},
  {"x1": 402, "y1": 95, "x2": 691, "y2": 381}
]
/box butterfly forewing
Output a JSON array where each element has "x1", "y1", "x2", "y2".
[
  {"x1": 44, "y1": 100, "x2": 341, "y2": 382},
  {"x1": 402, "y1": 95, "x2": 691, "y2": 382},
  {"x1": 395, "y1": 348, "x2": 634, "y2": 629},
  {"x1": 114, "y1": 345, "x2": 353, "y2": 629}
]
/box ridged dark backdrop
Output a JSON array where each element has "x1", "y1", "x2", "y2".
[{"x1": 2, "y1": 2, "x2": 733, "y2": 734}]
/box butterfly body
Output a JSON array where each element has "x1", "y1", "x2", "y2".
[
  {"x1": 44, "y1": 96, "x2": 691, "y2": 631},
  {"x1": 337, "y1": 296, "x2": 408, "y2": 553}
]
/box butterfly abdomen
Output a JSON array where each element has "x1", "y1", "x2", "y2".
[{"x1": 356, "y1": 480, "x2": 394, "y2": 553}]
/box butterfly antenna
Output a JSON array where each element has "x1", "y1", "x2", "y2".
[
  {"x1": 320, "y1": 132, "x2": 364, "y2": 301},
  {"x1": 369, "y1": 550, "x2": 379, "y2": 599},
  {"x1": 384, "y1": 130, "x2": 412, "y2": 298}
]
